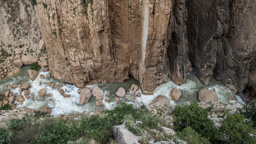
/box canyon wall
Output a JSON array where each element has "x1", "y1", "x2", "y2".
[{"x1": 0, "y1": 0, "x2": 255, "y2": 95}]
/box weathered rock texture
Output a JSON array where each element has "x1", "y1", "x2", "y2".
[
  {"x1": 0, "y1": 0, "x2": 42, "y2": 78},
  {"x1": 1, "y1": 0, "x2": 256, "y2": 95},
  {"x1": 186, "y1": 0, "x2": 256, "y2": 93}
]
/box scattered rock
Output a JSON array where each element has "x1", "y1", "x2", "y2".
[
  {"x1": 170, "y1": 88, "x2": 182, "y2": 101},
  {"x1": 39, "y1": 106, "x2": 51, "y2": 114},
  {"x1": 129, "y1": 84, "x2": 139, "y2": 93},
  {"x1": 114, "y1": 97, "x2": 120, "y2": 103},
  {"x1": 24, "y1": 90, "x2": 30, "y2": 96},
  {"x1": 96, "y1": 100, "x2": 103, "y2": 107},
  {"x1": 135, "y1": 92, "x2": 141, "y2": 97},
  {"x1": 64, "y1": 94, "x2": 70, "y2": 98},
  {"x1": 59, "y1": 89, "x2": 65, "y2": 96},
  {"x1": 113, "y1": 124, "x2": 140, "y2": 144},
  {"x1": 198, "y1": 88, "x2": 218, "y2": 103},
  {"x1": 40, "y1": 74, "x2": 45, "y2": 79},
  {"x1": 21, "y1": 54, "x2": 38, "y2": 65},
  {"x1": 45, "y1": 93, "x2": 52, "y2": 97},
  {"x1": 38, "y1": 89, "x2": 46, "y2": 96},
  {"x1": 16, "y1": 95, "x2": 25, "y2": 103},
  {"x1": 80, "y1": 88, "x2": 92, "y2": 105},
  {"x1": 4, "y1": 90, "x2": 10, "y2": 97},
  {"x1": 46, "y1": 73, "x2": 51, "y2": 78},
  {"x1": 115, "y1": 87, "x2": 126, "y2": 98},
  {"x1": 105, "y1": 99, "x2": 110, "y2": 103},
  {"x1": 20, "y1": 82, "x2": 31, "y2": 90},
  {"x1": 92, "y1": 86, "x2": 104, "y2": 100},
  {"x1": 10, "y1": 84, "x2": 18, "y2": 89},
  {"x1": 14, "y1": 58, "x2": 23, "y2": 67},
  {"x1": 149, "y1": 95, "x2": 170, "y2": 106},
  {"x1": 27, "y1": 70, "x2": 39, "y2": 81},
  {"x1": 161, "y1": 127, "x2": 176, "y2": 136}
]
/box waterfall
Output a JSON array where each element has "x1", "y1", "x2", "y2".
[{"x1": 141, "y1": 0, "x2": 149, "y2": 67}]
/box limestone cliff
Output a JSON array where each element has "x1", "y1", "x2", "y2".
[{"x1": 0, "y1": 0, "x2": 255, "y2": 96}]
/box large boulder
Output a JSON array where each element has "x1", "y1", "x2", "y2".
[
  {"x1": 20, "y1": 82, "x2": 31, "y2": 90},
  {"x1": 115, "y1": 87, "x2": 126, "y2": 98},
  {"x1": 113, "y1": 124, "x2": 140, "y2": 144},
  {"x1": 38, "y1": 89, "x2": 46, "y2": 96},
  {"x1": 149, "y1": 95, "x2": 170, "y2": 107},
  {"x1": 169, "y1": 88, "x2": 182, "y2": 101},
  {"x1": 39, "y1": 106, "x2": 51, "y2": 114},
  {"x1": 198, "y1": 88, "x2": 218, "y2": 103},
  {"x1": 79, "y1": 88, "x2": 92, "y2": 105},
  {"x1": 16, "y1": 95, "x2": 25, "y2": 103},
  {"x1": 92, "y1": 86, "x2": 104, "y2": 100},
  {"x1": 21, "y1": 54, "x2": 38, "y2": 65},
  {"x1": 129, "y1": 84, "x2": 139, "y2": 93},
  {"x1": 27, "y1": 70, "x2": 39, "y2": 81}
]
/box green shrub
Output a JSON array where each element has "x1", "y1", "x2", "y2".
[
  {"x1": 220, "y1": 113, "x2": 255, "y2": 144},
  {"x1": 30, "y1": 63, "x2": 41, "y2": 71},
  {"x1": 0, "y1": 104, "x2": 12, "y2": 110},
  {"x1": 244, "y1": 101, "x2": 256, "y2": 127},
  {"x1": 0, "y1": 128, "x2": 10, "y2": 144},
  {"x1": 173, "y1": 103, "x2": 218, "y2": 142},
  {"x1": 34, "y1": 119, "x2": 74, "y2": 144},
  {"x1": 177, "y1": 126, "x2": 210, "y2": 144},
  {"x1": 30, "y1": 0, "x2": 37, "y2": 5}
]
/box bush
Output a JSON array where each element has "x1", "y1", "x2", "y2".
[
  {"x1": 30, "y1": 63, "x2": 41, "y2": 71},
  {"x1": 177, "y1": 126, "x2": 210, "y2": 144},
  {"x1": 244, "y1": 101, "x2": 256, "y2": 126},
  {"x1": 0, "y1": 104, "x2": 12, "y2": 110},
  {"x1": 30, "y1": 0, "x2": 37, "y2": 5},
  {"x1": 173, "y1": 103, "x2": 218, "y2": 142},
  {"x1": 0, "y1": 128, "x2": 9, "y2": 144},
  {"x1": 220, "y1": 113, "x2": 255, "y2": 144}
]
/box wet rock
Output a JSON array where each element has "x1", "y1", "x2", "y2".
[
  {"x1": 24, "y1": 90, "x2": 30, "y2": 96},
  {"x1": 198, "y1": 88, "x2": 218, "y2": 103},
  {"x1": 16, "y1": 95, "x2": 25, "y2": 103},
  {"x1": 64, "y1": 94, "x2": 70, "y2": 98},
  {"x1": 6, "y1": 68, "x2": 21, "y2": 77},
  {"x1": 4, "y1": 90, "x2": 10, "y2": 97},
  {"x1": 92, "y1": 86, "x2": 104, "y2": 100},
  {"x1": 105, "y1": 99, "x2": 110, "y2": 103},
  {"x1": 96, "y1": 100, "x2": 103, "y2": 107},
  {"x1": 149, "y1": 95, "x2": 170, "y2": 107},
  {"x1": 135, "y1": 92, "x2": 141, "y2": 97},
  {"x1": 39, "y1": 106, "x2": 51, "y2": 114},
  {"x1": 38, "y1": 89, "x2": 46, "y2": 96},
  {"x1": 129, "y1": 84, "x2": 139, "y2": 93},
  {"x1": 27, "y1": 70, "x2": 39, "y2": 81},
  {"x1": 40, "y1": 74, "x2": 45, "y2": 79},
  {"x1": 170, "y1": 88, "x2": 182, "y2": 101},
  {"x1": 79, "y1": 88, "x2": 92, "y2": 105},
  {"x1": 3, "y1": 100, "x2": 8, "y2": 105},
  {"x1": 59, "y1": 89, "x2": 65, "y2": 96},
  {"x1": 113, "y1": 124, "x2": 140, "y2": 144},
  {"x1": 114, "y1": 97, "x2": 120, "y2": 103},
  {"x1": 8, "y1": 96, "x2": 15, "y2": 104},
  {"x1": 20, "y1": 82, "x2": 31, "y2": 90},
  {"x1": 10, "y1": 84, "x2": 18, "y2": 89},
  {"x1": 46, "y1": 73, "x2": 51, "y2": 78},
  {"x1": 115, "y1": 87, "x2": 126, "y2": 98},
  {"x1": 45, "y1": 93, "x2": 52, "y2": 97}
]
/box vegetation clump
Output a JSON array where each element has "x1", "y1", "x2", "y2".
[
  {"x1": 30, "y1": 63, "x2": 41, "y2": 71},
  {"x1": 0, "y1": 104, "x2": 12, "y2": 110}
]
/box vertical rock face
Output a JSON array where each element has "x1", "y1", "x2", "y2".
[
  {"x1": 0, "y1": 0, "x2": 41, "y2": 78},
  {"x1": 35, "y1": 0, "x2": 172, "y2": 94},
  {"x1": 186, "y1": 0, "x2": 256, "y2": 93},
  {"x1": 1, "y1": 0, "x2": 256, "y2": 95}
]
